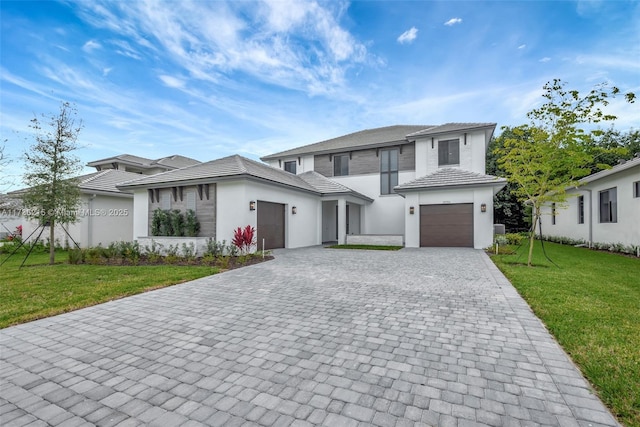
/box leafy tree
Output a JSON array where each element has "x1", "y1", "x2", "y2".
[
  {"x1": 582, "y1": 128, "x2": 639, "y2": 173},
  {"x1": 487, "y1": 130, "x2": 530, "y2": 232},
  {"x1": 495, "y1": 79, "x2": 634, "y2": 266},
  {"x1": 21, "y1": 102, "x2": 83, "y2": 264}
]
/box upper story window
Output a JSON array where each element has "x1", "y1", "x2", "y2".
[
  {"x1": 438, "y1": 139, "x2": 460, "y2": 166},
  {"x1": 284, "y1": 160, "x2": 296, "y2": 174},
  {"x1": 578, "y1": 195, "x2": 584, "y2": 224},
  {"x1": 599, "y1": 187, "x2": 617, "y2": 223},
  {"x1": 380, "y1": 149, "x2": 399, "y2": 195},
  {"x1": 334, "y1": 154, "x2": 349, "y2": 176},
  {"x1": 634, "y1": 181, "x2": 640, "y2": 198}
]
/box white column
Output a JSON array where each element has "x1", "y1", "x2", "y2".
[{"x1": 337, "y1": 198, "x2": 347, "y2": 244}]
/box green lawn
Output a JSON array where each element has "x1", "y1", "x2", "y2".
[
  {"x1": 0, "y1": 251, "x2": 218, "y2": 329},
  {"x1": 327, "y1": 244, "x2": 403, "y2": 251},
  {"x1": 492, "y1": 241, "x2": 640, "y2": 427}
]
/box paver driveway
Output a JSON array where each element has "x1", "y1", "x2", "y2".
[{"x1": 1, "y1": 247, "x2": 619, "y2": 427}]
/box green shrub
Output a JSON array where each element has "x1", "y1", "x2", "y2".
[
  {"x1": 185, "y1": 209, "x2": 200, "y2": 237},
  {"x1": 181, "y1": 242, "x2": 196, "y2": 261},
  {"x1": 68, "y1": 248, "x2": 86, "y2": 264},
  {"x1": 204, "y1": 238, "x2": 225, "y2": 257},
  {"x1": 170, "y1": 209, "x2": 185, "y2": 237}
]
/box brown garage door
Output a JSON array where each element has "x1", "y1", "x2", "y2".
[
  {"x1": 420, "y1": 204, "x2": 473, "y2": 247},
  {"x1": 257, "y1": 201, "x2": 285, "y2": 250}
]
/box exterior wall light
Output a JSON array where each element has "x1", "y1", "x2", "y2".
[
  {"x1": 481, "y1": 203, "x2": 487, "y2": 213},
  {"x1": 292, "y1": 206, "x2": 297, "y2": 215},
  {"x1": 249, "y1": 201, "x2": 256, "y2": 211},
  {"x1": 409, "y1": 206, "x2": 415, "y2": 215}
]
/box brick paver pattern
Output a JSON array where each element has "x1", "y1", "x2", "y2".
[{"x1": 0, "y1": 247, "x2": 620, "y2": 426}]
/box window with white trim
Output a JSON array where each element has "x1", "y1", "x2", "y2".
[{"x1": 438, "y1": 139, "x2": 460, "y2": 166}]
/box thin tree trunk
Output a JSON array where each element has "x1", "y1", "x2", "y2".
[
  {"x1": 49, "y1": 219, "x2": 55, "y2": 265},
  {"x1": 528, "y1": 207, "x2": 539, "y2": 267}
]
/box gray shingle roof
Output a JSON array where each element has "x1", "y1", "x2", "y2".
[
  {"x1": 579, "y1": 155, "x2": 640, "y2": 185},
  {"x1": 406, "y1": 122, "x2": 496, "y2": 138},
  {"x1": 87, "y1": 154, "x2": 200, "y2": 170},
  {"x1": 261, "y1": 125, "x2": 433, "y2": 160},
  {"x1": 298, "y1": 171, "x2": 373, "y2": 202},
  {"x1": 394, "y1": 168, "x2": 507, "y2": 192},
  {"x1": 117, "y1": 155, "x2": 371, "y2": 201},
  {"x1": 79, "y1": 170, "x2": 143, "y2": 195}
]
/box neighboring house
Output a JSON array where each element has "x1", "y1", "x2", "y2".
[
  {"x1": 17, "y1": 170, "x2": 141, "y2": 248},
  {"x1": 541, "y1": 155, "x2": 640, "y2": 247},
  {"x1": 87, "y1": 154, "x2": 200, "y2": 175},
  {"x1": 0, "y1": 195, "x2": 22, "y2": 239},
  {"x1": 120, "y1": 123, "x2": 506, "y2": 250}
]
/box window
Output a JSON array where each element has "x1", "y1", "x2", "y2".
[
  {"x1": 599, "y1": 187, "x2": 617, "y2": 223},
  {"x1": 186, "y1": 191, "x2": 196, "y2": 212},
  {"x1": 634, "y1": 181, "x2": 640, "y2": 198},
  {"x1": 578, "y1": 195, "x2": 584, "y2": 224},
  {"x1": 284, "y1": 161, "x2": 296, "y2": 174},
  {"x1": 380, "y1": 149, "x2": 399, "y2": 195},
  {"x1": 334, "y1": 154, "x2": 349, "y2": 176},
  {"x1": 438, "y1": 139, "x2": 460, "y2": 166},
  {"x1": 160, "y1": 191, "x2": 171, "y2": 210},
  {"x1": 551, "y1": 203, "x2": 556, "y2": 225}
]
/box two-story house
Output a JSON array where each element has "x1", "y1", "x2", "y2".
[{"x1": 119, "y1": 124, "x2": 506, "y2": 251}]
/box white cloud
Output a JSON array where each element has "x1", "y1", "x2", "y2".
[
  {"x1": 82, "y1": 40, "x2": 101, "y2": 52},
  {"x1": 518, "y1": 44, "x2": 526, "y2": 49},
  {"x1": 159, "y1": 75, "x2": 185, "y2": 89},
  {"x1": 397, "y1": 27, "x2": 418, "y2": 44},
  {"x1": 102, "y1": 67, "x2": 113, "y2": 76},
  {"x1": 444, "y1": 18, "x2": 462, "y2": 26},
  {"x1": 539, "y1": 57, "x2": 551, "y2": 63}
]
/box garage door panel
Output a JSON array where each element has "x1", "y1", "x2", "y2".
[
  {"x1": 420, "y1": 204, "x2": 473, "y2": 247},
  {"x1": 257, "y1": 201, "x2": 285, "y2": 250}
]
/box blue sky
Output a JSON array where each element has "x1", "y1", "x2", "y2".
[{"x1": 1, "y1": 0, "x2": 639, "y2": 190}]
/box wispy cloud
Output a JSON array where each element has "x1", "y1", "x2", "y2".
[
  {"x1": 73, "y1": 0, "x2": 369, "y2": 96},
  {"x1": 159, "y1": 75, "x2": 185, "y2": 89},
  {"x1": 539, "y1": 57, "x2": 551, "y2": 63},
  {"x1": 444, "y1": 18, "x2": 462, "y2": 26},
  {"x1": 397, "y1": 27, "x2": 418, "y2": 44},
  {"x1": 82, "y1": 40, "x2": 101, "y2": 52},
  {"x1": 518, "y1": 44, "x2": 526, "y2": 49}
]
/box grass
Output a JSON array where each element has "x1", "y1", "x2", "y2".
[
  {"x1": 0, "y1": 250, "x2": 218, "y2": 329},
  {"x1": 492, "y1": 241, "x2": 640, "y2": 427},
  {"x1": 328, "y1": 244, "x2": 403, "y2": 251}
]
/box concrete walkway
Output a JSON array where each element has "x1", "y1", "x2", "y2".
[{"x1": 1, "y1": 247, "x2": 619, "y2": 427}]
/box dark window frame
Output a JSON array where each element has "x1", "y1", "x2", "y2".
[
  {"x1": 284, "y1": 160, "x2": 296, "y2": 174},
  {"x1": 634, "y1": 181, "x2": 640, "y2": 198},
  {"x1": 578, "y1": 195, "x2": 584, "y2": 224},
  {"x1": 438, "y1": 139, "x2": 460, "y2": 166},
  {"x1": 551, "y1": 203, "x2": 556, "y2": 225},
  {"x1": 599, "y1": 187, "x2": 617, "y2": 223},
  {"x1": 333, "y1": 154, "x2": 349, "y2": 177},
  {"x1": 380, "y1": 149, "x2": 399, "y2": 195}
]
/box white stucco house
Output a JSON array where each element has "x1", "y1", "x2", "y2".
[
  {"x1": 540, "y1": 155, "x2": 640, "y2": 247},
  {"x1": 119, "y1": 124, "x2": 506, "y2": 250},
  {"x1": 14, "y1": 154, "x2": 201, "y2": 249},
  {"x1": 18, "y1": 170, "x2": 141, "y2": 248}
]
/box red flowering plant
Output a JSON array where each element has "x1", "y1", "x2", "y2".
[
  {"x1": 232, "y1": 225, "x2": 256, "y2": 255},
  {"x1": 7, "y1": 225, "x2": 22, "y2": 242}
]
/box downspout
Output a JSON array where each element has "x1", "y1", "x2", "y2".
[{"x1": 584, "y1": 188, "x2": 593, "y2": 248}]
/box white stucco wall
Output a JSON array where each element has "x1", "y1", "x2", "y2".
[
  {"x1": 403, "y1": 186, "x2": 496, "y2": 249},
  {"x1": 216, "y1": 179, "x2": 322, "y2": 249},
  {"x1": 21, "y1": 193, "x2": 133, "y2": 248},
  {"x1": 266, "y1": 155, "x2": 315, "y2": 174},
  {"x1": 414, "y1": 129, "x2": 488, "y2": 176},
  {"x1": 541, "y1": 166, "x2": 640, "y2": 247},
  {"x1": 331, "y1": 172, "x2": 414, "y2": 236},
  {"x1": 132, "y1": 190, "x2": 149, "y2": 240}
]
